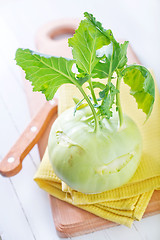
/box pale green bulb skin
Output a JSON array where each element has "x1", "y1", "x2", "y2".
[{"x1": 48, "y1": 107, "x2": 142, "y2": 194}]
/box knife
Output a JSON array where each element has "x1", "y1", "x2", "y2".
[{"x1": 0, "y1": 99, "x2": 57, "y2": 177}]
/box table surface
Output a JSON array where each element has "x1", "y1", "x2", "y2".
[{"x1": 0, "y1": 0, "x2": 160, "y2": 239}]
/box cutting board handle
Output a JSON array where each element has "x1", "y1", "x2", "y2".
[
  {"x1": 0, "y1": 99, "x2": 57, "y2": 177},
  {"x1": 35, "y1": 19, "x2": 79, "y2": 58}
]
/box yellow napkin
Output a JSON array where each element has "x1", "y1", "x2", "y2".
[{"x1": 34, "y1": 76, "x2": 160, "y2": 227}]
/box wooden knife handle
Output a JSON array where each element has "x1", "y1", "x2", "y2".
[{"x1": 0, "y1": 99, "x2": 57, "y2": 177}]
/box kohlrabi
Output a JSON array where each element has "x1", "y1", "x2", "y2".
[{"x1": 15, "y1": 12, "x2": 155, "y2": 194}]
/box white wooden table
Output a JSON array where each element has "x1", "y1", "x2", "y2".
[{"x1": 0, "y1": 0, "x2": 160, "y2": 239}]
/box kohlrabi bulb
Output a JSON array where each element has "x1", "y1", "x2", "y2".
[{"x1": 48, "y1": 106, "x2": 142, "y2": 194}]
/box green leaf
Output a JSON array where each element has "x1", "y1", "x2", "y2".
[
  {"x1": 100, "y1": 96, "x2": 113, "y2": 118},
  {"x1": 99, "y1": 83, "x2": 119, "y2": 118},
  {"x1": 84, "y1": 12, "x2": 116, "y2": 44},
  {"x1": 88, "y1": 81, "x2": 106, "y2": 91},
  {"x1": 121, "y1": 65, "x2": 155, "y2": 118},
  {"x1": 96, "y1": 41, "x2": 129, "y2": 76},
  {"x1": 99, "y1": 85, "x2": 110, "y2": 98},
  {"x1": 68, "y1": 19, "x2": 110, "y2": 75},
  {"x1": 112, "y1": 41, "x2": 129, "y2": 71},
  {"x1": 15, "y1": 12, "x2": 156, "y2": 127},
  {"x1": 69, "y1": 13, "x2": 128, "y2": 81},
  {"x1": 76, "y1": 73, "x2": 95, "y2": 86},
  {"x1": 116, "y1": 41, "x2": 129, "y2": 69},
  {"x1": 84, "y1": 12, "x2": 129, "y2": 73},
  {"x1": 92, "y1": 60, "x2": 110, "y2": 79},
  {"x1": 15, "y1": 48, "x2": 77, "y2": 100}
]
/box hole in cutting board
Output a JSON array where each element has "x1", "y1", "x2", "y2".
[{"x1": 49, "y1": 27, "x2": 75, "y2": 41}]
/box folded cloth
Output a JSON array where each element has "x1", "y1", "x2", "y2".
[
  {"x1": 34, "y1": 74, "x2": 160, "y2": 227},
  {"x1": 34, "y1": 149, "x2": 153, "y2": 227}
]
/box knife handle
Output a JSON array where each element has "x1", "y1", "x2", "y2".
[{"x1": 0, "y1": 99, "x2": 57, "y2": 177}]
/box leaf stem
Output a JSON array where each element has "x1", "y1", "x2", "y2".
[
  {"x1": 116, "y1": 75, "x2": 123, "y2": 127},
  {"x1": 77, "y1": 85, "x2": 99, "y2": 132},
  {"x1": 107, "y1": 45, "x2": 114, "y2": 83},
  {"x1": 88, "y1": 79, "x2": 98, "y2": 104}
]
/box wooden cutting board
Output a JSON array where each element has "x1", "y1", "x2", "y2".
[{"x1": 23, "y1": 19, "x2": 160, "y2": 238}]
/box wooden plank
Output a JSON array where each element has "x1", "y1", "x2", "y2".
[
  {"x1": 0, "y1": 69, "x2": 61, "y2": 240},
  {"x1": 0, "y1": 59, "x2": 39, "y2": 168},
  {"x1": 92, "y1": 223, "x2": 145, "y2": 240},
  {"x1": 0, "y1": 20, "x2": 61, "y2": 238},
  {"x1": 0, "y1": 101, "x2": 36, "y2": 240},
  {"x1": 0, "y1": 17, "x2": 40, "y2": 168},
  {"x1": 134, "y1": 214, "x2": 160, "y2": 240},
  {"x1": 0, "y1": 176, "x2": 36, "y2": 240}
]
